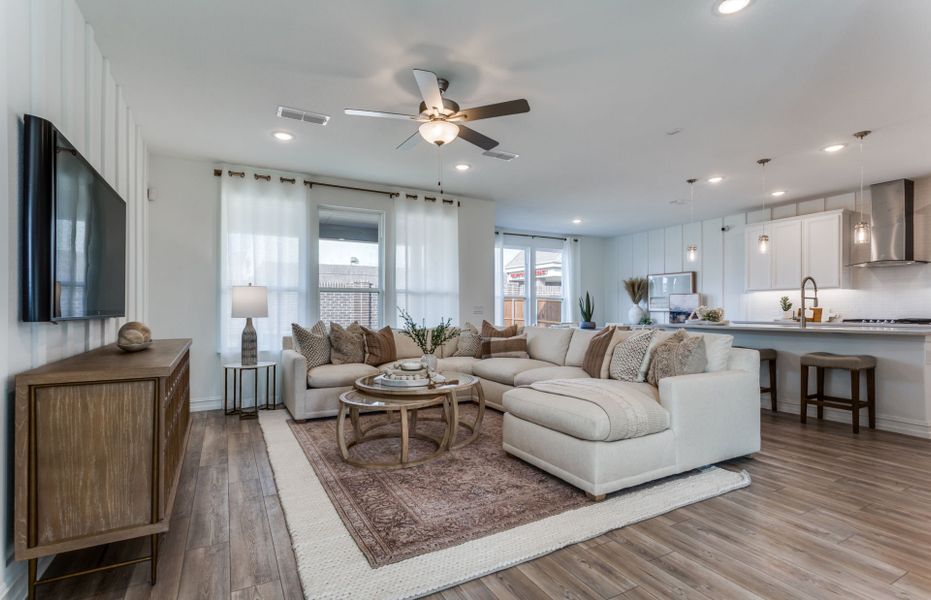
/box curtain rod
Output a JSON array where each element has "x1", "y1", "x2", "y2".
[
  {"x1": 212, "y1": 169, "x2": 459, "y2": 205},
  {"x1": 497, "y1": 231, "x2": 579, "y2": 242}
]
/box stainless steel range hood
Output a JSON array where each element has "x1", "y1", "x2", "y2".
[{"x1": 848, "y1": 179, "x2": 931, "y2": 267}]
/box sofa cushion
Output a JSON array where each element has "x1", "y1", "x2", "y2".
[
  {"x1": 482, "y1": 321, "x2": 519, "y2": 338},
  {"x1": 392, "y1": 329, "x2": 422, "y2": 359},
  {"x1": 473, "y1": 357, "x2": 553, "y2": 386},
  {"x1": 700, "y1": 333, "x2": 734, "y2": 372},
  {"x1": 647, "y1": 329, "x2": 707, "y2": 385},
  {"x1": 291, "y1": 321, "x2": 330, "y2": 369},
  {"x1": 362, "y1": 325, "x2": 397, "y2": 366},
  {"x1": 436, "y1": 356, "x2": 479, "y2": 375},
  {"x1": 610, "y1": 330, "x2": 656, "y2": 382},
  {"x1": 524, "y1": 326, "x2": 574, "y2": 365},
  {"x1": 307, "y1": 363, "x2": 379, "y2": 388},
  {"x1": 329, "y1": 322, "x2": 365, "y2": 364},
  {"x1": 564, "y1": 329, "x2": 599, "y2": 367},
  {"x1": 514, "y1": 366, "x2": 589, "y2": 387},
  {"x1": 452, "y1": 322, "x2": 482, "y2": 358},
  {"x1": 581, "y1": 326, "x2": 616, "y2": 377},
  {"x1": 503, "y1": 382, "x2": 666, "y2": 442}
]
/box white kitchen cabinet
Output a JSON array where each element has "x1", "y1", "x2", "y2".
[
  {"x1": 744, "y1": 210, "x2": 848, "y2": 291},
  {"x1": 802, "y1": 210, "x2": 847, "y2": 288},
  {"x1": 772, "y1": 218, "x2": 802, "y2": 289},
  {"x1": 744, "y1": 223, "x2": 773, "y2": 291}
]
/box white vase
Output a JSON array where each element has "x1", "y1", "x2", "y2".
[
  {"x1": 628, "y1": 303, "x2": 647, "y2": 325},
  {"x1": 421, "y1": 353, "x2": 438, "y2": 372}
]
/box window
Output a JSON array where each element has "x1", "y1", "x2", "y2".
[
  {"x1": 318, "y1": 208, "x2": 384, "y2": 328},
  {"x1": 534, "y1": 249, "x2": 563, "y2": 326},
  {"x1": 497, "y1": 234, "x2": 573, "y2": 327},
  {"x1": 502, "y1": 247, "x2": 528, "y2": 327}
]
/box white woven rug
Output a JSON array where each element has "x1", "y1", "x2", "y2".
[{"x1": 259, "y1": 410, "x2": 750, "y2": 600}]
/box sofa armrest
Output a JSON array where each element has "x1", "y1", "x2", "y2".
[
  {"x1": 281, "y1": 349, "x2": 307, "y2": 416},
  {"x1": 658, "y1": 369, "x2": 761, "y2": 472}
]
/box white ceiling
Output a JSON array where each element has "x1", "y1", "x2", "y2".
[{"x1": 77, "y1": 0, "x2": 931, "y2": 236}]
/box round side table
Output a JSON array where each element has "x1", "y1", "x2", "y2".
[{"x1": 223, "y1": 361, "x2": 277, "y2": 420}]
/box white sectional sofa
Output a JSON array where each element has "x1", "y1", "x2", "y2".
[{"x1": 280, "y1": 325, "x2": 761, "y2": 498}]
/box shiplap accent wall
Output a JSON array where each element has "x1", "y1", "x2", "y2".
[{"x1": 1, "y1": 0, "x2": 149, "y2": 595}]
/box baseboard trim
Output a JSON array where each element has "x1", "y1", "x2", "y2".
[
  {"x1": 191, "y1": 396, "x2": 222, "y2": 412},
  {"x1": 761, "y1": 397, "x2": 931, "y2": 439}
]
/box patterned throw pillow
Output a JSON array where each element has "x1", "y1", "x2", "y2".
[
  {"x1": 481, "y1": 334, "x2": 529, "y2": 359},
  {"x1": 329, "y1": 322, "x2": 365, "y2": 365},
  {"x1": 582, "y1": 326, "x2": 616, "y2": 377},
  {"x1": 481, "y1": 320, "x2": 519, "y2": 338},
  {"x1": 453, "y1": 322, "x2": 482, "y2": 358},
  {"x1": 609, "y1": 329, "x2": 656, "y2": 382},
  {"x1": 291, "y1": 321, "x2": 330, "y2": 369},
  {"x1": 647, "y1": 329, "x2": 707, "y2": 385},
  {"x1": 362, "y1": 325, "x2": 397, "y2": 366}
]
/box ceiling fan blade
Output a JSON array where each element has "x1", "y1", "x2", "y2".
[
  {"x1": 457, "y1": 125, "x2": 499, "y2": 151},
  {"x1": 412, "y1": 69, "x2": 445, "y2": 115},
  {"x1": 452, "y1": 99, "x2": 530, "y2": 122},
  {"x1": 344, "y1": 108, "x2": 421, "y2": 120},
  {"x1": 396, "y1": 130, "x2": 420, "y2": 150}
]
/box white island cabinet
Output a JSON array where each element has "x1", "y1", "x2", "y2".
[
  {"x1": 745, "y1": 209, "x2": 849, "y2": 291},
  {"x1": 661, "y1": 321, "x2": 931, "y2": 439}
]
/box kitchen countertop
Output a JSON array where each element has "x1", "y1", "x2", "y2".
[{"x1": 659, "y1": 321, "x2": 931, "y2": 336}]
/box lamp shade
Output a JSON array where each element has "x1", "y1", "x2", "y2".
[
  {"x1": 418, "y1": 120, "x2": 459, "y2": 146},
  {"x1": 231, "y1": 284, "x2": 268, "y2": 318}
]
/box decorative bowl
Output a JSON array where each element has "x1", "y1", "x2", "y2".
[{"x1": 117, "y1": 340, "x2": 153, "y2": 352}]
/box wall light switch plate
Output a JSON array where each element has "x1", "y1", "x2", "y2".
[{"x1": 472, "y1": 306, "x2": 484, "y2": 315}]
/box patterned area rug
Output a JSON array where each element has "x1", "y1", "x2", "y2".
[{"x1": 288, "y1": 405, "x2": 588, "y2": 567}]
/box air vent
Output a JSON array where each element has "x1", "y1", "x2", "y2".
[
  {"x1": 482, "y1": 149, "x2": 519, "y2": 161},
  {"x1": 276, "y1": 105, "x2": 330, "y2": 126}
]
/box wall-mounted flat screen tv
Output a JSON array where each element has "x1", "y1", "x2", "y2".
[{"x1": 22, "y1": 114, "x2": 126, "y2": 322}]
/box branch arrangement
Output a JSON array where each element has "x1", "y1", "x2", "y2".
[{"x1": 398, "y1": 309, "x2": 460, "y2": 355}]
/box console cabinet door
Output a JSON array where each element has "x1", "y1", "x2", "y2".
[
  {"x1": 745, "y1": 223, "x2": 773, "y2": 291},
  {"x1": 772, "y1": 218, "x2": 802, "y2": 290},
  {"x1": 803, "y1": 211, "x2": 845, "y2": 288}
]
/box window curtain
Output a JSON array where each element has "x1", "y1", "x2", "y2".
[
  {"x1": 395, "y1": 194, "x2": 459, "y2": 326},
  {"x1": 494, "y1": 232, "x2": 505, "y2": 325},
  {"x1": 219, "y1": 169, "x2": 310, "y2": 360},
  {"x1": 562, "y1": 237, "x2": 581, "y2": 323}
]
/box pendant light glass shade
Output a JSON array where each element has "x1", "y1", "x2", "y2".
[
  {"x1": 419, "y1": 120, "x2": 459, "y2": 145},
  {"x1": 756, "y1": 158, "x2": 771, "y2": 254},
  {"x1": 686, "y1": 178, "x2": 698, "y2": 262},
  {"x1": 758, "y1": 233, "x2": 770, "y2": 254},
  {"x1": 853, "y1": 130, "x2": 872, "y2": 245}
]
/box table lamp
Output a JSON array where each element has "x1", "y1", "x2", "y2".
[{"x1": 231, "y1": 283, "x2": 268, "y2": 365}]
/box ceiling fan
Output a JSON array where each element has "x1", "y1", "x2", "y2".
[{"x1": 344, "y1": 69, "x2": 530, "y2": 152}]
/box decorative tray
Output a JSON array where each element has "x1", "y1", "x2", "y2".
[
  {"x1": 685, "y1": 319, "x2": 731, "y2": 326},
  {"x1": 374, "y1": 373, "x2": 430, "y2": 388}
]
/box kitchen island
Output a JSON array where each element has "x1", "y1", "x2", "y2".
[{"x1": 660, "y1": 321, "x2": 931, "y2": 438}]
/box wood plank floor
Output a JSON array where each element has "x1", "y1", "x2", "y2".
[{"x1": 41, "y1": 409, "x2": 931, "y2": 599}]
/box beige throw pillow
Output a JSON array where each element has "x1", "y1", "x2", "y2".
[
  {"x1": 481, "y1": 334, "x2": 529, "y2": 359},
  {"x1": 609, "y1": 329, "x2": 655, "y2": 382},
  {"x1": 453, "y1": 322, "x2": 482, "y2": 358},
  {"x1": 481, "y1": 320, "x2": 519, "y2": 338},
  {"x1": 291, "y1": 321, "x2": 330, "y2": 369},
  {"x1": 647, "y1": 329, "x2": 707, "y2": 385},
  {"x1": 329, "y1": 322, "x2": 365, "y2": 364}
]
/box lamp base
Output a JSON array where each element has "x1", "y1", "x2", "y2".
[{"x1": 241, "y1": 318, "x2": 257, "y2": 366}]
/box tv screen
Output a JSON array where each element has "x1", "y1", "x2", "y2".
[{"x1": 22, "y1": 115, "x2": 126, "y2": 322}]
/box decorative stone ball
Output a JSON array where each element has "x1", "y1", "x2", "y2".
[{"x1": 117, "y1": 321, "x2": 152, "y2": 352}]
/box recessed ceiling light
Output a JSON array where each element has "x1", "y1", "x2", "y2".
[
  {"x1": 822, "y1": 143, "x2": 846, "y2": 153},
  {"x1": 714, "y1": 0, "x2": 751, "y2": 15},
  {"x1": 572, "y1": 218, "x2": 583, "y2": 224},
  {"x1": 771, "y1": 190, "x2": 787, "y2": 197},
  {"x1": 273, "y1": 131, "x2": 294, "y2": 141},
  {"x1": 454, "y1": 163, "x2": 470, "y2": 172},
  {"x1": 707, "y1": 176, "x2": 724, "y2": 184}
]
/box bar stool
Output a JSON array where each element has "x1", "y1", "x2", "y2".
[
  {"x1": 736, "y1": 347, "x2": 778, "y2": 411},
  {"x1": 800, "y1": 352, "x2": 876, "y2": 434}
]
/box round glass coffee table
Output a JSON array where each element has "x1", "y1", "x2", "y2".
[{"x1": 337, "y1": 372, "x2": 486, "y2": 469}]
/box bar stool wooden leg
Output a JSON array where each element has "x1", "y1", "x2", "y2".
[
  {"x1": 867, "y1": 367, "x2": 876, "y2": 429},
  {"x1": 800, "y1": 364, "x2": 809, "y2": 423},
  {"x1": 768, "y1": 358, "x2": 778, "y2": 412},
  {"x1": 850, "y1": 368, "x2": 860, "y2": 434},
  {"x1": 816, "y1": 367, "x2": 825, "y2": 420}
]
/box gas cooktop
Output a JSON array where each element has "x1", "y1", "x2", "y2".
[{"x1": 843, "y1": 318, "x2": 931, "y2": 325}]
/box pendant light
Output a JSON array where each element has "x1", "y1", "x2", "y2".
[
  {"x1": 853, "y1": 130, "x2": 872, "y2": 245},
  {"x1": 756, "y1": 158, "x2": 771, "y2": 254},
  {"x1": 686, "y1": 178, "x2": 698, "y2": 262}
]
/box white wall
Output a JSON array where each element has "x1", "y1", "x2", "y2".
[
  {"x1": 607, "y1": 182, "x2": 931, "y2": 325},
  {"x1": 0, "y1": 0, "x2": 149, "y2": 596},
  {"x1": 147, "y1": 154, "x2": 496, "y2": 409}
]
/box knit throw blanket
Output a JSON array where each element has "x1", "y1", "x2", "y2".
[{"x1": 527, "y1": 379, "x2": 670, "y2": 441}]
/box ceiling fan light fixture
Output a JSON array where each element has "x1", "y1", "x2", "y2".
[{"x1": 419, "y1": 120, "x2": 459, "y2": 146}]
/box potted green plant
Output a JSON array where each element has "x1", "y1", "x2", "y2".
[
  {"x1": 779, "y1": 296, "x2": 794, "y2": 320},
  {"x1": 398, "y1": 309, "x2": 459, "y2": 371},
  {"x1": 624, "y1": 277, "x2": 648, "y2": 324},
  {"x1": 578, "y1": 291, "x2": 596, "y2": 329}
]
